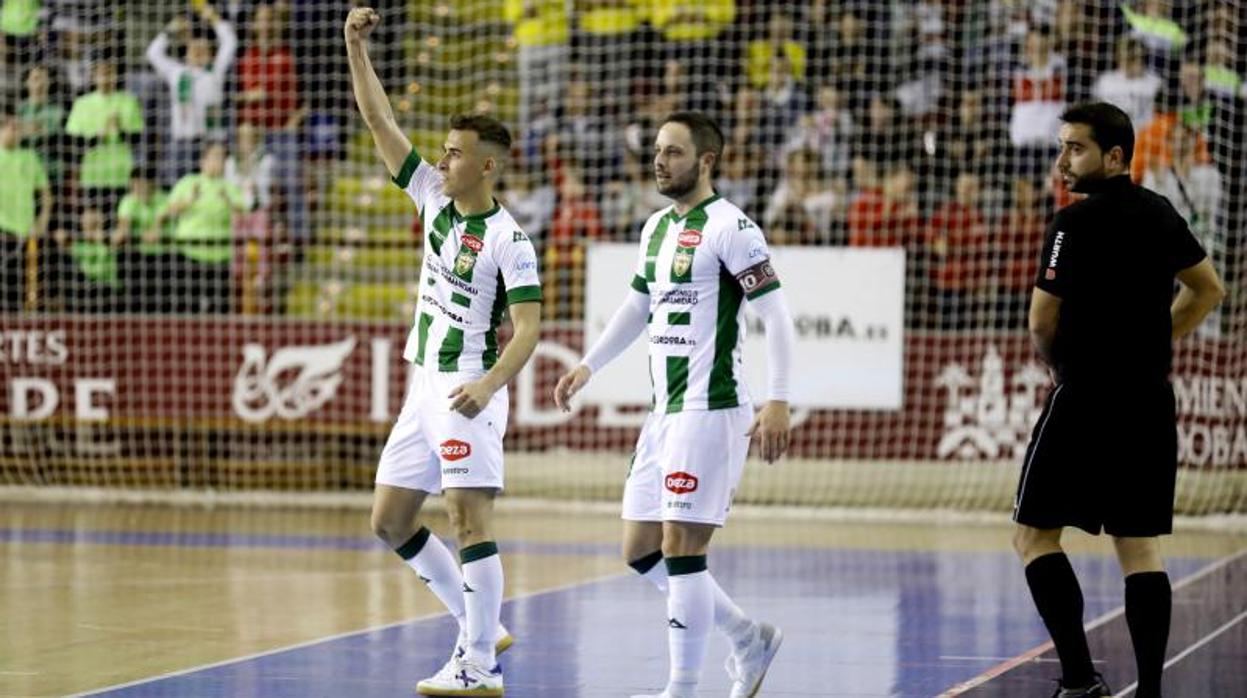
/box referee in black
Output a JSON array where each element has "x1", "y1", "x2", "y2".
[{"x1": 1012, "y1": 102, "x2": 1226, "y2": 698}]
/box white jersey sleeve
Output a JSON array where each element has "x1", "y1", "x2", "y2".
[
  {"x1": 493, "y1": 228, "x2": 543, "y2": 305},
  {"x1": 717, "y1": 215, "x2": 781, "y2": 300},
  {"x1": 391, "y1": 148, "x2": 444, "y2": 220}
]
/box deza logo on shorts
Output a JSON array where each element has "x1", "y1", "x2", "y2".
[
  {"x1": 665, "y1": 471, "x2": 699, "y2": 494},
  {"x1": 439, "y1": 439, "x2": 472, "y2": 461}
]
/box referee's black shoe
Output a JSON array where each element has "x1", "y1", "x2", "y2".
[{"x1": 1051, "y1": 673, "x2": 1112, "y2": 697}]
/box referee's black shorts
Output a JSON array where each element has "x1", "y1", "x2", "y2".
[{"x1": 1012, "y1": 380, "x2": 1179, "y2": 537}]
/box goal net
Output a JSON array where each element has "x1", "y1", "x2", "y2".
[{"x1": 1, "y1": 0, "x2": 1243, "y2": 518}]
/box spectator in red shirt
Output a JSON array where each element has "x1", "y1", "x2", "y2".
[
  {"x1": 926, "y1": 171, "x2": 989, "y2": 328},
  {"x1": 546, "y1": 165, "x2": 603, "y2": 319},
  {"x1": 237, "y1": 3, "x2": 308, "y2": 240},
  {"x1": 847, "y1": 161, "x2": 921, "y2": 249},
  {"x1": 996, "y1": 176, "x2": 1049, "y2": 328}
]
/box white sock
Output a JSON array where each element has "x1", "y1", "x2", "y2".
[
  {"x1": 665, "y1": 558, "x2": 714, "y2": 695},
  {"x1": 461, "y1": 541, "x2": 503, "y2": 667},
  {"x1": 631, "y1": 553, "x2": 755, "y2": 649},
  {"x1": 396, "y1": 527, "x2": 466, "y2": 634}
]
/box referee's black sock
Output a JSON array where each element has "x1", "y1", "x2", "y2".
[
  {"x1": 1125, "y1": 571, "x2": 1171, "y2": 698},
  {"x1": 1025, "y1": 552, "x2": 1095, "y2": 688}
]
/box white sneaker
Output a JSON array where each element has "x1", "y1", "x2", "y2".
[
  {"x1": 450, "y1": 624, "x2": 515, "y2": 664},
  {"x1": 416, "y1": 658, "x2": 504, "y2": 696},
  {"x1": 729, "y1": 622, "x2": 783, "y2": 698}
]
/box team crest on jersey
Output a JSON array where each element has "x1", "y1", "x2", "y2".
[
  {"x1": 455, "y1": 248, "x2": 478, "y2": 276},
  {"x1": 672, "y1": 248, "x2": 694, "y2": 277}
]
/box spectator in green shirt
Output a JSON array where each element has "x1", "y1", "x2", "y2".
[
  {"x1": 18, "y1": 66, "x2": 66, "y2": 185},
  {"x1": 115, "y1": 170, "x2": 174, "y2": 313},
  {"x1": 0, "y1": 112, "x2": 52, "y2": 311},
  {"x1": 65, "y1": 60, "x2": 145, "y2": 221},
  {"x1": 52, "y1": 206, "x2": 120, "y2": 313},
  {"x1": 152, "y1": 142, "x2": 252, "y2": 314}
]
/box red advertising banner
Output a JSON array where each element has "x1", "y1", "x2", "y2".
[{"x1": 1, "y1": 317, "x2": 1243, "y2": 468}]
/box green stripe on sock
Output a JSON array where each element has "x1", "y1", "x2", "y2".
[
  {"x1": 665, "y1": 555, "x2": 707, "y2": 576},
  {"x1": 460, "y1": 541, "x2": 499, "y2": 564},
  {"x1": 395, "y1": 526, "x2": 431, "y2": 560}
]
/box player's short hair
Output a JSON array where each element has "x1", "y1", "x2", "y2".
[
  {"x1": 1061, "y1": 102, "x2": 1135, "y2": 164},
  {"x1": 449, "y1": 113, "x2": 512, "y2": 154},
  {"x1": 662, "y1": 111, "x2": 725, "y2": 174}
]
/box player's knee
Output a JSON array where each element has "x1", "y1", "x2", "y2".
[
  {"x1": 1112, "y1": 536, "x2": 1163, "y2": 575},
  {"x1": 1012, "y1": 525, "x2": 1060, "y2": 562},
  {"x1": 370, "y1": 509, "x2": 413, "y2": 547}
]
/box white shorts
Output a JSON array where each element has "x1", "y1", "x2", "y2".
[
  {"x1": 375, "y1": 367, "x2": 508, "y2": 493},
  {"x1": 621, "y1": 405, "x2": 754, "y2": 527}
]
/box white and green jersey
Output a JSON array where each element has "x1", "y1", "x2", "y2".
[
  {"x1": 631, "y1": 194, "x2": 780, "y2": 413},
  {"x1": 393, "y1": 149, "x2": 542, "y2": 372}
]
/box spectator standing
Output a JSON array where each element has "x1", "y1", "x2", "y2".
[
  {"x1": 18, "y1": 66, "x2": 66, "y2": 186},
  {"x1": 114, "y1": 170, "x2": 173, "y2": 313},
  {"x1": 237, "y1": 2, "x2": 307, "y2": 239},
  {"x1": 925, "y1": 172, "x2": 990, "y2": 328},
  {"x1": 152, "y1": 142, "x2": 252, "y2": 313},
  {"x1": 0, "y1": 113, "x2": 52, "y2": 311},
  {"x1": 1009, "y1": 28, "x2": 1066, "y2": 177},
  {"x1": 1092, "y1": 38, "x2": 1162, "y2": 130},
  {"x1": 64, "y1": 60, "x2": 145, "y2": 220},
  {"x1": 146, "y1": 3, "x2": 238, "y2": 186}
]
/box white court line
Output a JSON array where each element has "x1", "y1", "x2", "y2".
[
  {"x1": 936, "y1": 547, "x2": 1247, "y2": 697},
  {"x1": 1113, "y1": 608, "x2": 1247, "y2": 698},
  {"x1": 68, "y1": 569, "x2": 631, "y2": 697}
]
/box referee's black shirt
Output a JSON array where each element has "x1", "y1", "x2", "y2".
[{"x1": 1034, "y1": 174, "x2": 1207, "y2": 385}]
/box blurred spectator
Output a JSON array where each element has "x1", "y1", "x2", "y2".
[
  {"x1": 146, "y1": 3, "x2": 237, "y2": 186},
  {"x1": 1130, "y1": 61, "x2": 1213, "y2": 184},
  {"x1": 926, "y1": 89, "x2": 1008, "y2": 193},
  {"x1": 52, "y1": 206, "x2": 119, "y2": 312},
  {"x1": 755, "y1": 51, "x2": 811, "y2": 170},
  {"x1": 783, "y1": 83, "x2": 855, "y2": 181},
  {"x1": 1120, "y1": 0, "x2": 1187, "y2": 71},
  {"x1": 763, "y1": 148, "x2": 844, "y2": 246},
  {"x1": 650, "y1": 0, "x2": 736, "y2": 115},
  {"x1": 714, "y1": 145, "x2": 758, "y2": 221},
  {"x1": 505, "y1": 0, "x2": 569, "y2": 128},
  {"x1": 550, "y1": 164, "x2": 604, "y2": 242},
  {"x1": 114, "y1": 170, "x2": 173, "y2": 313},
  {"x1": 1, "y1": 0, "x2": 41, "y2": 50},
  {"x1": 1009, "y1": 28, "x2": 1065, "y2": 176},
  {"x1": 851, "y1": 94, "x2": 921, "y2": 171},
  {"x1": 892, "y1": 1, "x2": 948, "y2": 119},
  {"x1": 152, "y1": 142, "x2": 252, "y2": 314},
  {"x1": 745, "y1": 11, "x2": 805, "y2": 90},
  {"x1": 47, "y1": 0, "x2": 121, "y2": 94},
  {"x1": 0, "y1": 112, "x2": 52, "y2": 311},
  {"x1": 601, "y1": 151, "x2": 667, "y2": 240},
  {"x1": 237, "y1": 2, "x2": 307, "y2": 239},
  {"x1": 1143, "y1": 125, "x2": 1222, "y2": 257},
  {"x1": 224, "y1": 122, "x2": 274, "y2": 211},
  {"x1": 1092, "y1": 38, "x2": 1161, "y2": 129},
  {"x1": 575, "y1": 0, "x2": 646, "y2": 118},
  {"x1": 996, "y1": 176, "x2": 1048, "y2": 327},
  {"x1": 925, "y1": 171, "x2": 990, "y2": 328},
  {"x1": 847, "y1": 161, "x2": 921, "y2": 249},
  {"x1": 65, "y1": 60, "x2": 144, "y2": 221},
  {"x1": 503, "y1": 159, "x2": 556, "y2": 241},
  {"x1": 546, "y1": 164, "x2": 602, "y2": 319},
  {"x1": 18, "y1": 66, "x2": 65, "y2": 185},
  {"x1": 1203, "y1": 38, "x2": 1243, "y2": 101},
  {"x1": 554, "y1": 76, "x2": 621, "y2": 193},
  {"x1": 811, "y1": 5, "x2": 885, "y2": 116}
]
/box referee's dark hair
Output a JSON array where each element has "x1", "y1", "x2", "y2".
[
  {"x1": 663, "y1": 111, "x2": 725, "y2": 175},
  {"x1": 1060, "y1": 102, "x2": 1135, "y2": 165},
  {"x1": 449, "y1": 113, "x2": 513, "y2": 153}
]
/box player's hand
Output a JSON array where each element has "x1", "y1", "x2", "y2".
[
  {"x1": 448, "y1": 379, "x2": 495, "y2": 419},
  {"x1": 553, "y1": 365, "x2": 591, "y2": 412},
  {"x1": 344, "y1": 7, "x2": 380, "y2": 43},
  {"x1": 747, "y1": 400, "x2": 790, "y2": 464}
]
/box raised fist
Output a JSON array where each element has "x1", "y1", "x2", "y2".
[{"x1": 344, "y1": 7, "x2": 379, "y2": 42}]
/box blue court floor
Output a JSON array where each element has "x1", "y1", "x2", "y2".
[{"x1": 44, "y1": 534, "x2": 1244, "y2": 698}]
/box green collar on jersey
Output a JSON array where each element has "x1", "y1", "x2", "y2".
[
  {"x1": 667, "y1": 193, "x2": 720, "y2": 223},
  {"x1": 451, "y1": 199, "x2": 501, "y2": 222}
]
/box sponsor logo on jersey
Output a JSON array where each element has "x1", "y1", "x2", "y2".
[
  {"x1": 737, "y1": 218, "x2": 754, "y2": 230},
  {"x1": 232, "y1": 337, "x2": 357, "y2": 422},
  {"x1": 442, "y1": 466, "x2": 470, "y2": 475},
  {"x1": 677, "y1": 230, "x2": 703, "y2": 248},
  {"x1": 1047, "y1": 231, "x2": 1065, "y2": 269},
  {"x1": 665, "y1": 471, "x2": 699, "y2": 494},
  {"x1": 440, "y1": 439, "x2": 472, "y2": 461},
  {"x1": 514, "y1": 257, "x2": 537, "y2": 273},
  {"x1": 512, "y1": 230, "x2": 528, "y2": 242},
  {"x1": 672, "y1": 248, "x2": 694, "y2": 277},
  {"x1": 462, "y1": 234, "x2": 484, "y2": 253},
  {"x1": 1045, "y1": 268, "x2": 1057, "y2": 280}
]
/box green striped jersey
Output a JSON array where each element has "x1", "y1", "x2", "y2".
[
  {"x1": 392, "y1": 149, "x2": 542, "y2": 372},
  {"x1": 631, "y1": 194, "x2": 780, "y2": 413}
]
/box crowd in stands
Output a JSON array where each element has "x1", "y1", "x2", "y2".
[{"x1": 0, "y1": 0, "x2": 1242, "y2": 332}]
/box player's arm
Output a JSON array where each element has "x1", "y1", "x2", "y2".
[
  {"x1": 1028, "y1": 287, "x2": 1061, "y2": 367},
  {"x1": 344, "y1": 7, "x2": 412, "y2": 177},
  {"x1": 738, "y1": 258, "x2": 793, "y2": 464},
  {"x1": 449, "y1": 302, "x2": 542, "y2": 418},
  {"x1": 1171, "y1": 257, "x2": 1226, "y2": 340},
  {"x1": 554, "y1": 287, "x2": 650, "y2": 411}
]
